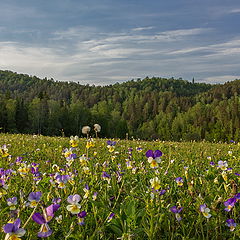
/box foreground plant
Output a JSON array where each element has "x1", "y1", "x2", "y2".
[{"x1": 3, "y1": 218, "x2": 26, "y2": 240}]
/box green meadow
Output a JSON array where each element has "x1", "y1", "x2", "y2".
[{"x1": 0, "y1": 133, "x2": 240, "y2": 239}]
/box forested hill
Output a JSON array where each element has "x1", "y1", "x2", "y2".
[{"x1": 0, "y1": 70, "x2": 239, "y2": 142}]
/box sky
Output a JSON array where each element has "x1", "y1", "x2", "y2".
[{"x1": 0, "y1": 0, "x2": 240, "y2": 85}]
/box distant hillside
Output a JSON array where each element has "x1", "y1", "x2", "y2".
[{"x1": 0, "y1": 70, "x2": 239, "y2": 141}]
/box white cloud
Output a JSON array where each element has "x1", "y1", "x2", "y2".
[
  {"x1": 229, "y1": 8, "x2": 240, "y2": 14},
  {"x1": 203, "y1": 75, "x2": 240, "y2": 84},
  {"x1": 166, "y1": 38, "x2": 240, "y2": 58},
  {"x1": 0, "y1": 42, "x2": 68, "y2": 79},
  {"x1": 132, "y1": 26, "x2": 154, "y2": 31}
]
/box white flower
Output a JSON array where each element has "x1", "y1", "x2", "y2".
[
  {"x1": 66, "y1": 194, "x2": 81, "y2": 214},
  {"x1": 200, "y1": 204, "x2": 211, "y2": 218},
  {"x1": 218, "y1": 160, "x2": 228, "y2": 170}
]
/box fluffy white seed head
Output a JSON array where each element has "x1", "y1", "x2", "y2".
[
  {"x1": 82, "y1": 126, "x2": 91, "y2": 134},
  {"x1": 94, "y1": 124, "x2": 101, "y2": 132}
]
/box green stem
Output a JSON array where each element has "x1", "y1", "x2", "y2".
[{"x1": 23, "y1": 202, "x2": 39, "y2": 228}]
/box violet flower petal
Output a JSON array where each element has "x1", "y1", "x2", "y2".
[
  {"x1": 154, "y1": 150, "x2": 162, "y2": 158},
  {"x1": 145, "y1": 150, "x2": 153, "y2": 158},
  {"x1": 32, "y1": 213, "x2": 46, "y2": 224}
]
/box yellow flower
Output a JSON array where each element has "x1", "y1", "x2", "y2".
[
  {"x1": 18, "y1": 166, "x2": 30, "y2": 177},
  {"x1": 150, "y1": 177, "x2": 161, "y2": 190},
  {"x1": 70, "y1": 136, "x2": 79, "y2": 147},
  {"x1": 86, "y1": 139, "x2": 95, "y2": 149},
  {"x1": 107, "y1": 146, "x2": 115, "y2": 153},
  {"x1": 0, "y1": 145, "x2": 9, "y2": 157}
]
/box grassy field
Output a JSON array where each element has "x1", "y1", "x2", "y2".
[{"x1": 0, "y1": 133, "x2": 240, "y2": 239}]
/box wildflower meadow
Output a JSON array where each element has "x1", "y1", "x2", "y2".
[{"x1": 0, "y1": 131, "x2": 240, "y2": 239}]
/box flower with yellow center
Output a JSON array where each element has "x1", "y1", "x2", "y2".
[
  {"x1": 70, "y1": 136, "x2": 79, "y2": 147},
  {"x1": 3, "y1": 219, "x2": 26, "y2": 240},
  {"x1": 66, "y1": 194, "x2": 81, "y2": 214},
  {"x1": 218, "y1": 160, "x2": 228, "y2": 171},
  {"x1": 150, "y1": 177, "x2": 161, "y2": 190},
  {"x1": 146, "y1": 150, "x2": 162, "y2": 168},
  {"x1": 86, "y1": 138, "x2": 95, "y2": 149},
  {"x1": 199, "y1": 204, "x2": 211, "y2": 218},
  {"x1": 79, "y1": 155, "x2": 88, "y2": 166},
  {"x1": 0, "y1": 144, "x2": 9, "y2": 157}
]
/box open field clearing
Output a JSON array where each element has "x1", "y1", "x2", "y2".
[{"x1": 0, "y1": 133, "x2": 240, "y2": 239}]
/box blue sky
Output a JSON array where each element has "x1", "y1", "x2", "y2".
[{"x1": 1, "y1": 0, "x2": 240, "y2": 85}]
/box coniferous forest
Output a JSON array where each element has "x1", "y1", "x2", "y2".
[{"x1": 0, "y1": 70, "x2": 239, "y2": 141}]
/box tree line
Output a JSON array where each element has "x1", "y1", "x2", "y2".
[{"x1": 0, "y1": 70, "x2": 239, "y2": 142}]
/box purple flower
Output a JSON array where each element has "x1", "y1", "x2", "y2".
[
  {"x1": 15, "y1": 157, "x2": 23, "y2": 164},
  {"x1": 170, "y1": 206, "x2": 183, "y2": 213},
  {"x1": 28, "y1": 191, "x2": 42, "y2": 208},
  {"x1": 159, "y1": 189, "x2": 166, "y2": 196},
  {"x1": 234, "y1": 193, "x2": 240, "y2": 199},
  {"x1": 108, "y1": 212, "x2": 115, "y2": 222},
  {"x1": 92, "y1": 192, "x2": 98, "y2": 201},
  {"x1": 67, "y1": 194, "x2": 81, "y2": 205},
  {"x1": 55, "y1": 174, "x2": 70, "y2": 188},
  {"x1": 175, "y1": 177, "x2": 184, "y2": 186},
  {"x1": 31, "y1": 167, "x2": 39, "y2": 174},
  {"x1": 226, "y1": 219, "x2": 237, "y2": 231},
  {"x1": 46, "y1": 204, "x2": 60, "y2": 218},
  {"x1": 146, "y1": 150, "x2": 162, "y2": 168},
  {"x1": 136, "y1": 147, "x2": 143, "y2": 152},
  {"x1": 28, "y1": 191, "x2": 42, "y2": 201},
  {"x1": 77, "y1": 211, "x2": 87, "y2": 225},
  {"x1": 0, "y1": 179, "x2": 5, "y2": 186},
  {"x1": 170, "y1": 206, "x2": 183, "y2": 221},
  {"x1": 7, "y1": 197, "x2": 18, "y2": 210},
  {"x1": 3, "y1": 218, "x2": 26, "y2": 239},
  {"x1": 102, "y1": 171, "x2": 111, "y2": 179},
  {"x1": 145, "y1": 150, "x2": 162, "y2": 159},
  {"x1": 32, "y1": 218, "x2": 52, "y2": 238},
  {"x1": 224, "y1": 198, "x2": 237, "y2": 212},
  {"x1": 32, "y1": 204, "x2": 60, "y2": 238},
  {"x1": 32, "y1": 212, "x2": 47, "y2": 224},
  {"x1": 107, "y1": 140, "x2": 116, "y2": 146}
]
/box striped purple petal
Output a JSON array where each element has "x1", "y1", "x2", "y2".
[{"x1": 32, "y1": 213, "x2": 46, "y2": 224}]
